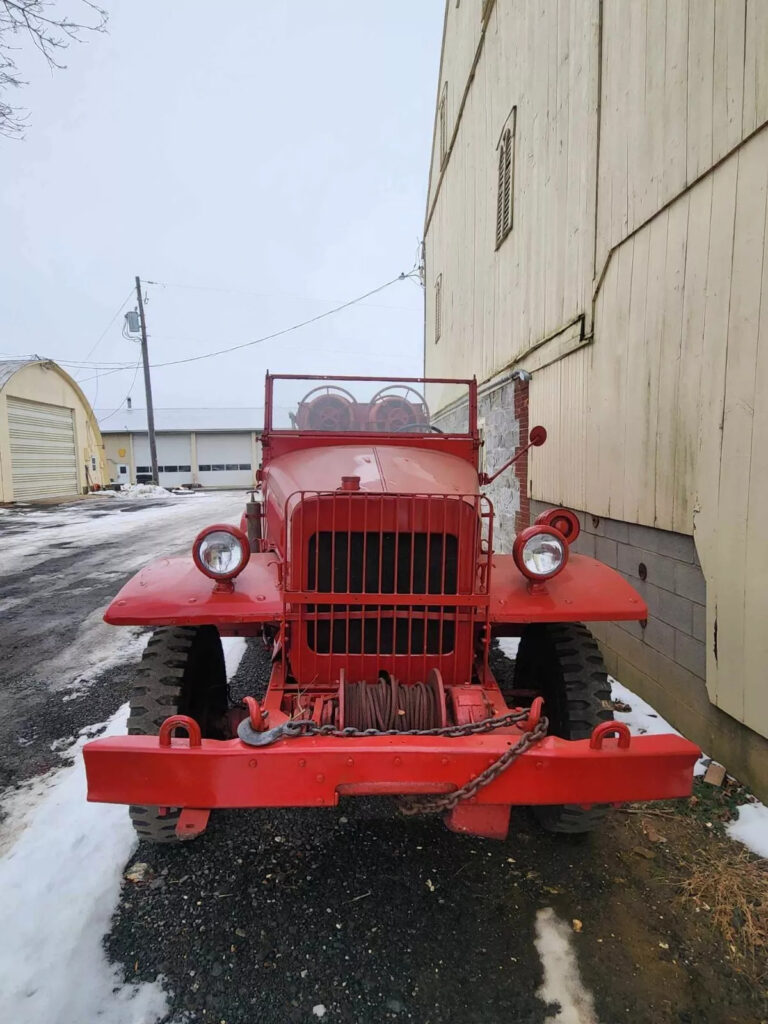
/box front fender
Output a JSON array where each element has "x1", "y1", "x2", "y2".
[
  {"x1": 104, "y1": 552, "x2": 282, "y2": 627},
  {"x1": 489, "y1": 553, "x2": 646, "y2": 625}
]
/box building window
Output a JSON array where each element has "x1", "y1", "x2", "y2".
[
  {"x1": 495, "y1": 107, "x2": 516, "y2": 248},
  {"x1": 199, "y1": 464, "x2": 211, "y2": 472},
  {"x1": 238, "y1": 463, "x2": 252, "y2": 471},
  {"x1": 439, "y1": 82, "x2": 448, "y2": 167},
  {"x1": 164, "y1": 465, "x2": 179, "y2": 473},
  {"x1": 436, "y1": 272, "x2": 442, "y2": 344},
  {"x1": 178, "y1": 465, "x2": 191, "y2": 472},
  {"x1": 136, "y1": 465, "x2": 149, "y2": 474},
  {"x1": 212, "y1": 464, "x2": 225, "y2": 471}
]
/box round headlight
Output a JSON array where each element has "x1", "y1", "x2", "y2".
[
  {"x1": 193, "y1": 524, "x2": 249, "y2": 580},
  {"x1": 513, "y1": 525, "x2": 568, "y2": 581}
]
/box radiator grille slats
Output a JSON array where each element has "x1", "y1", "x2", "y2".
[{"x1": 283, "y1": 491, "x2": 493, "y2": 683}]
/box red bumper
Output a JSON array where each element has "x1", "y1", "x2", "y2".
[{"x1": 84, "y1": 726, "x2": 700, "y2": 809}]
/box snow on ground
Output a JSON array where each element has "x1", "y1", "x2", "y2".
[
  {"x1": 0, "y1": 706, "x2": 169, "y2": 1024},
  {"x1": 49, "y1": 614, "x2": 150, "y2": 695},
  {"x1": 221, "y1": 635, "x2": 248, "y2": 679},
  {"x1": 726, "y1": 801, "x2": 768, "y2": 859},
  {"x1": 0, "y1": 626, "x2": 250, "y2": 1024},
  {"x1": 610, "y1": 677, "x2": 768, "y2": 861},
  {"x1": 609, "y1": 677, "x2": 708, "y2": 776},
  {"x1": 496, "y1": 636, "x2": 520, "y2": 659},
  {"x1": 1, "y1": 490, "x2": 245, "y2": 575},
  {"x1": 534, "y1": 907, "x2": 599, "y2": 1024}
]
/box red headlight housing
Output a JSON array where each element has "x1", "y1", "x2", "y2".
[
  {"x1": 513, "y1": 525, "x2": 569, "y2": 582},
  {"x1": 535, "y1": 507, "x2": 581, "y2": 543},
  {"x1": 193, "y1": 523, "x2": 250, "y2": 581}
]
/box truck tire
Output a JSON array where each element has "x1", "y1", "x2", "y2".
[
  {"x1": 128, "y1": 625, "x2": 229, "y2": 843},
  {"x1": 514, "y1": 622, "x2": 613, "y2": 834}
]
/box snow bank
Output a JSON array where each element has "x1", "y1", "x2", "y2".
[
  {"x1": 118, "y1": 483, "x2": 172, "y2": 499},
  {"x1": 0, "y1": 707, "x2": 168, "y2": 1024}
]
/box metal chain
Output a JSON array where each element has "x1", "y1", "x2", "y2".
[
  {"x1": 399, "y1": 716, "x2": 549, "y2": 815},
  {"x1": 260, "y1": 710, "x2": 550, "y2": 814},
  {"x1": 279, "y1": 706, "x2": 533, "y2": 741}
]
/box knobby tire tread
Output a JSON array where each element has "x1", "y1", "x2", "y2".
[
  {"x1": 514, "y1": 622, "x2": 613, "y2": 834},
  {"x1": 127, "y1": 625, "x2": 227, "y2": 844}
]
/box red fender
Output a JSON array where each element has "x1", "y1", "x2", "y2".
[
  {"x1": 104, "y1": 552, "x2": 282, "y2": 628},
  {"x1": 489, "y1": 553, "x2": 646, "y2": 624}
]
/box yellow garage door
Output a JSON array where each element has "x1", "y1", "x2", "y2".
[{"x1": 8, "y1": 396, "x2": 79, "y2": 501}]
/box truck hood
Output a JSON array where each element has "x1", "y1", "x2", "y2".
[{"x1": 264, "y1": 444, "x2": 479, "y2": 508}]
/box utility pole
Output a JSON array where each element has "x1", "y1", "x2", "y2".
[{"x1": 135, "y1": 275, "x2": 159, "y2": 485}]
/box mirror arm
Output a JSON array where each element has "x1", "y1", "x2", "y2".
[
  {"x1": 480, "y1": 428, "x2": 547, "y2": 486},
  {"x1": 480, "y1": 447, "x2": 528, "y2": 486}
]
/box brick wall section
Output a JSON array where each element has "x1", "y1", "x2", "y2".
[
  {"x1": 531, "y1": 500, "x2": 707, "y2": 680},
  {"x1": 512, "y1": 379, "x2": 529, "y2": 533}
]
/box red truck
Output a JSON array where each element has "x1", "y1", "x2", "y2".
[{"x1": 84, "y1": 374, "x2": 699, "y2": 843}]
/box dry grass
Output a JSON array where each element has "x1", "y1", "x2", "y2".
[
  {"x1": 619, "y1": 787, "x2": 768, "y2": 993},
  {"x1": 679, "y1": 838, "x2": 768, "y2": 986}
]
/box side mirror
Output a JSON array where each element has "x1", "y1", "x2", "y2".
[{"x1": 529, "y1": 425, "x2": 547, "y2": 446}]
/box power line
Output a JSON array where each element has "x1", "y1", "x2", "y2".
[
  {"x1": 148, "y1": 271, "x2": 419, "y2": 369},
  {"x1": 145, "y1": 278, "x2": 422, "y2": 313},
  {"x1": 80, "y1": 287, "x2": 135, "y2": 363},
  {"x1": 77, "y1": 270, "x2": 418, "y2": 381},
  {"x1": 97, "y1": 358, "x2": 142, "y2": 423}
]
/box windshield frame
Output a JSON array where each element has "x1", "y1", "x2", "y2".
[{"x1": 264, "y1": 373, "x2": 477, "y2": 438}]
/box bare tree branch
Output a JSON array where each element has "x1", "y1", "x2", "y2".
[{"x1": 0, "y1": 1, "x2": 107, "y2": 138}]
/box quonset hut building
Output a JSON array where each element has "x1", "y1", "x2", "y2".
[{"x1": 0, "y1": 358, "x2": 106, "y2": 503}]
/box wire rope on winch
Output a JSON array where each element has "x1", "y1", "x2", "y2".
[{"x1": 343, "y1": 673, "x2": 441, "y2": 731}]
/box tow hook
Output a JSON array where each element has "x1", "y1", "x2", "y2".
[{"x1": 238, "y1": 719, "x2": 292, "y2": 746}]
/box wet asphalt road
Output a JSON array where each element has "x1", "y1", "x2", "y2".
[
  {"x1": 1, "y1": 497, "x2": 764, "y2": 1024},
  {"x1": 0, "y1": 492, "x2": 246, "y2": 789}
]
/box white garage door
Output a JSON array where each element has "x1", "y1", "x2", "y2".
[
  {"x1": 7, "y1": 397, "x2": 79, "y2": 501},
  {"x1": 134, "y1": 434, "x2": 193, "y2": 487},
  {"x1": 197, "y1": 433, "x2": 254, "y2": 487}
]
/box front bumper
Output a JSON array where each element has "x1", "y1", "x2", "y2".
[{"x1": 84, "y1": 722, "x2": 700, "y2": 810}]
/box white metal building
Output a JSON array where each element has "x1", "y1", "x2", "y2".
[
  {"x1": 98, "y1": 406, "x2": 262, "y2": 490},
  {"x1": 0, "y1": 358, "x2": 106, "y2": 502}
]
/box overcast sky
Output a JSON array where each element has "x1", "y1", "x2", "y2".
[{"x1": 0, "y1": 1, "x2": 443, "y2": 414}]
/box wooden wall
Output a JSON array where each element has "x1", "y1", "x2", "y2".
[
  {"x1": 424, "y1": 0, "x2": 600, "y2": 413},
  {"x1": 425, "y1": 0, "x2": 768, "y2": 741}
]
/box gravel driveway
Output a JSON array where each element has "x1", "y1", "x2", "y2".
[{"x1": 0, "y1": 494, "x2": 764, "y2": 1024}]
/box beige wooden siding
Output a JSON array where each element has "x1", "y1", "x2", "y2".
[
  {"x1": 531, "y1": 126, "x2": 768, "y2": 735},
  {"x1": 595, "y1": 0, "x2": 768, "y2": 276},
  {"x1": 426, "y1": 0, "x2": 768, "y2": 741},
  {"x1": 426, "y1": 1, "x2": 486, "y2": 213},
  {"x1": 425, "y1": 0, "x2": 600, "y2": 410}
]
